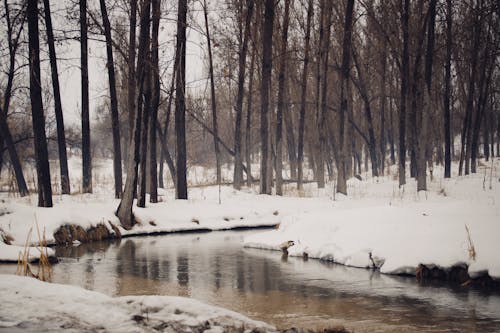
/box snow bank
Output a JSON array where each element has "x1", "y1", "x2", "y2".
[
  {"x1": 0, "y1": 242, "x2": 55, "y2": 263},
  {"x1": 0, "y1": 274, "x2": 275, "y2": 332}
]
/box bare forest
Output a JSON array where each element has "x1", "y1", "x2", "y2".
[{"x1": 0, "y1": 0, "x2": 498, "y2": 229}]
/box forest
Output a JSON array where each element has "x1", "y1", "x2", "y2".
[{"x1": 0, "y1": 0, "x2": 498, "y2": 230}]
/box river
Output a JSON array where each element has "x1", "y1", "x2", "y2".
[{"x1": 1, "y1": 230, "x2": 499, "y2": 332}]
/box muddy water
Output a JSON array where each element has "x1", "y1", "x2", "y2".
[{"x1": 2, "y1": 230, "x2": 500, "y2": 332}]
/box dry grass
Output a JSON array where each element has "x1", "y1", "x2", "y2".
[
  {"x1": 16, "y1": 221, "x2": 52, "y2": 282},
  {"x1": 465, "y1": 224, "x2": 476, "y2": 261}
]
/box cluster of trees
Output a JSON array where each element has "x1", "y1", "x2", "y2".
[{"x1": 0, "y1": 0, "x2": 498, "y2": 229}]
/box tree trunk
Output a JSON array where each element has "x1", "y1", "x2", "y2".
[
  {"x1": 260, "y1": 0, "x2": 275, "y2": 195},
  {"x1": 245, "y1": 37, "x2": 256, "y2": 187},
  {"x1": 28, "y1": 0, "x2": 52, "y2": 207},
  {"x1": 233, "y1": 0, "x2": 254, "y2": 190},
  {"x1": 398, "y1": 0, "x2": 409, "y2": 187},
  {"x1": 116, "y1": 0, "x2": 150, "y2": 229},
  {"x1": 203, "y1": 0, "x2": 222, "y2": 189},
  {"x1": 128, "y1": 0, "x2": 137, "y2": 140},
  {"x1": 443, "y1": 0, "x2": 452, "y2": 178},
  {"x1": 0, "y1": 110, "x2": 28, "y2": 196},
  {"x1": 275, "y1": 0, "x2": 291, "y2": 195},
  {"x1": 297, "y1": 0, "x2": 313, "y2": 190},
  {"x1": 99, "y1": 0, "x2": 122, "y2": 199},
  {"x1": 459, "y1": 4, "x2": 480, "y2": 176},
  {"x1": 43, "y1": 0, "x2": 70, "y2": 195},
  {"x1": 379, "y1": 45, "x2": 387, "y2": 175},
  {"x1": 336, "y1": 0, "x2": 355, "y2": 195},
  {"x1": 80, "y1": 0, "x2": 92, "y2": 193},
  {"x1": 175, "y1": 0, "x2": 188, "y2": 199},
  {"x1": 417, "y1": 0, "x2": 437, "y2": 192},
  {"x1": 148, "y1": 0, "x2": 160, "y2": 203},
  {"x1": 137, "y1": 4, "x2": 151, "y2": 208}
]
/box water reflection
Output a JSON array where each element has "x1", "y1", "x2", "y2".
[{"x1": 1, "y1": 231, "x2": 499, "y2": 332}]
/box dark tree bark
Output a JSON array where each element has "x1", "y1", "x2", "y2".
[
  {"x1": 459, "y1": 3, "x2": 481, "y2": 176},
  {"x1": 443, "y1": 0, "x2": 452, "y2": 178},
  {"x1": 137, "y1": 3, "x2": 152, "y2": 208},
  {"x1": 203, "y1": 0, "x2": 222, "y2": 189},
  {"x1": 297, "y1": 0, "x2": 313, "y2": 190},
  {"x1": 260, "y1": 0, "x2": 275, "y2": 195},
  {"x1": 0, "y1": 109, "x2": 28, "y2": 196},
  {"x1": 234, "y1": 0, "x2": 254, "y2": 190},
  {"x1": 43, "y1": 0, "x2": 70, "y2": 195},
  {"x1": 398, "y1": 0, "x2": 409, "y2": 187},
  {"x1": 0, "y1": 1, "x2": 28, "y2": 196},
  {"x1": 175, "y1": 0, "x2": 188, "y2": 199},
  {"x1": 352, "y1": 49, "x2": 379, "y2": 177},
  {"x1": 28, "y1": 0, "x2": 52, "y2": 207},
  {"x1": 99, "y1": 0, "x2": 123, "y2": 199},
  {"x1": 245, "y1": 35, "x2": 256, "y2": 187},
  {"x1": 336, "y1": 0, "x2": 355, "y2": 195},
  {"x1": 80, "y1": 0, "x2": 92, "y2": 193},
  {"x1": 379, "y1": 45, "x2": 387, "y2": 175},
  {"x1": 116, "y1": 0, "x2": 151, "y2": 229},
  {"x1": 128, "y1": 0, "x2": 137, "y2": 139},
  {"x1": 275, "y1": 0, "x2": 291, "y2": 195},
  {"x1": 417, "y1": 0, "x2": 437, "y2": 191},
  {"x1": 148, "y1": 0, "x2": 160, "y2": 203}
]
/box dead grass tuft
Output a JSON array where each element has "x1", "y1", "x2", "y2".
[{"x1": 16, "y1": 221, "x2": 52, "y2": 282}]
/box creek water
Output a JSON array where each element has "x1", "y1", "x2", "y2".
[{"x1": 2, "y1": 230, "x2": 500, "y2": 332}]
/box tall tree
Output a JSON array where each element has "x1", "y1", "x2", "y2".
[
  {"x1": 128, "y1": 0, "x2": 138, "y2": 139},
  {"x1": 275, "y1": 0, "x2": 291, "y2": 195},
  {"x1": 443, "y1": 0, "x2": 452, "y2": 178},
  {"x1": 43, "y1": 0, "x2": 70, "y2": 195},
  {"x1": 202, "y1": 0, "x2": 221, "y2": 190},
  {"x1": 234, "y1": 0, "x2": 254, "y2": 190},
  {"x1": 99, "y1": 0, "x2": 123, "y2": 199},
  {"x1": 27, "y1": 0, "x2": 52, "y2": 207},
  {"x1": 0, "y1": 0, "x2": 28, "y2": 197},
  {"x1": 318, "y1": 0, "x2": 332, "y2": 189},
  {"x1": 336, "y1": 0, "x2": 355, "y2": 195},
  {"x1": 245, "y1": 24, "x2": 257, "y2": 188},
  {"x1": 116, "y1": 0, "x2": 151, "y2": 229},
  {"x1": 149, "y1": 0, "x2": 161, "y2": 203},
  {"x1": 137, "y1": 1, "x2": 152, "y2": 208},
  {"x1": 297, "y1": 0, "x2": 313, "y2": 190},
  {"x1": 260, "y1": 0, "x2": 275, "y2": 195},
  {"x1": 175, "y1": 0, "x2": 188, "y2": 199},
  {"x1": 398, "y1": 0, "x2": 409, "y2": 187},
  {"x1": 80, "y1": 0, "x2": 92, "y2": 193},
  {"x1": 417, "y1": 0, "x2": 437, "y2": 191}
]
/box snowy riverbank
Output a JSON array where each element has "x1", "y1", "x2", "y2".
[
  {"x1": 0, "y1": 274, "x2": 275, "y2": 332},
  {"x1": 1, "y1": 159, "x2": 499, "y2": 281}
]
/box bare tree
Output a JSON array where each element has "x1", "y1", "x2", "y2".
[
  {"x1": 175, "y1": 0, "x2": 188, "y2": 199},
  {"x1": 260, "y1": 0, "x2": 275, "y2": 195},
  {"x1": 297, "y1": 0, "x2": 313, "y2": 191},
  {"x1": 99, "y1": 0, "x2": 123, "y2": 199},
  {"x1": 149, "y1": 0, "x2": 161, "y2": 203},
  {"x1": 337, "y1": 0, "x2": 355, "y2": 195},
  {"x1": 116, "y1": 0, "x2": 151, "y2": 229},
  {"x1": 81, "y1": 0, "x2": 92, "y2": 193},
  {"x1": 43, "y1": 0, "x2": 70, "y2": 195},
  {"x1": 28, "y1": 0, "x2": 52, "y2": 207},
  {"x1": 202, "y1": 0, "x2": 221, "y2": 190}
]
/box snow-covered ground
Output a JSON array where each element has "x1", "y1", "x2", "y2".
[
  {"x1": 244, "y1": 161, "x2": 500, "y2": 280},
  {"x1": 0, "y1": 274, "x2": 275, "y2": 332},
  {"x1": 0, "y1": 157, "x2": 499, "y2": 280}
]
